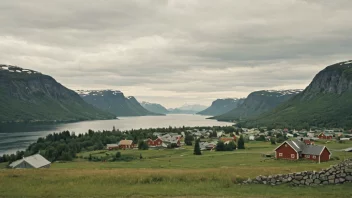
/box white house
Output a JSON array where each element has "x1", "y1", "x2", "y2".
[
  {"x1": 9, "y1": 154, "x2": 51, "y2": 169},
  {"x1": 286, "y1": 133, "x2": 294, "y2": 138}
]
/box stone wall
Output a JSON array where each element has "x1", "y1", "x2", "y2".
[{"x1": 243, "y1": 159, "x2": 352, "y2": 186}]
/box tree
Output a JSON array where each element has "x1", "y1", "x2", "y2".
[
  {"x1": 193, "y1": 139, "x2": 201, "y2": 155},
  {"x1": 270, "y1": 137, "x2": 276, "y2": 145},
  {"x1": 184, "y1": 134, "x2": 194, "y2": 146},
  {"x1": 216, "y1": 141, "x2": 225, "y2": 151},
  {"x1": 256, "y1": 135, "x2": 266, "y2": 141},
  {"x1": 225, "y1": 141, "x2": 236, "y2": 151},
  {"x1": 115, "y1": 152, "x2": 121, "y2": 159},
  {"x1": 138, "y1": 141, "x2": 149, "y2": 150},
  {"x1": 238, "y1": 135, "x2": 245, "y2": 149}
]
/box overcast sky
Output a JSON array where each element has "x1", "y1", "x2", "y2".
[{"x1": 1, "y1": 0, "x2": 352, "y2": 108}]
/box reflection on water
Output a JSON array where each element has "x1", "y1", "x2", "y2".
[{"x1": 0, "y1": 114, "x2": 231, "y2": 155}]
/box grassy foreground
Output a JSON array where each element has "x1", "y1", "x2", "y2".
[{"x1": 1, "y1": 141, "x2": 352, "y2": 198}]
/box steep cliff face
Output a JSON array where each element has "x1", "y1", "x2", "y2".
[
  {"x1": 141, "y1": 101, "x2": 169, "y2": 114},
  {"x1": 197, "y1": 98, "x2": 245, "y2": 116},
  {"x1": 77, "y1": 90, "x2": 161, "y2": 116},
  {"x1": 0, "y1": 65, "x2": 115, "y2": 123},
  {"x1": 300, "y1": 61, "x2": 352, "y2": 100},
  {"x1": 212, "y1": 90, "x2": 302, "y2": 121},
  {"x1": 241, "y1": 60, "x2": 352, "y2": 128}
]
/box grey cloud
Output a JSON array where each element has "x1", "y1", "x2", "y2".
[{"x1": 0, "y1": 0, "x2": 351, "y2": 107}]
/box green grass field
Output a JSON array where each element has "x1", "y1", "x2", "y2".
[{"x1": 1, "y1": 140, "x2": 352, "y2": 198}]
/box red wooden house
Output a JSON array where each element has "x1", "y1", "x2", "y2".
[
  {"x1": 147, "y1": 138, "x2": 163, "y2": 147},
  {"x1": 318, "y1": 132, "x2": 333, "y2": 140},
  {"x1": 303, "y1": 139, "x2": 314, "y2": 145},
  {"x1": 274, "y1": 140, "x2": 331, "y2": 163}
]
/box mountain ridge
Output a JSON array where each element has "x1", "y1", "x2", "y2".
[
  {"x1": 197, "y1": 98, "x2": 245, "y2": 116},
  {"x1": 0, "y1": 65, "x2": 116, "y2": 123},
  {"x1": 140, "y1": 101, "x2": 169, "y2": 114},
  {"x1": 77, "y1": 90, "x2": 162, "y2": 117},
  {"x1": 240, "y1": 60, "x2": 352, "y2": 129},
  {"x1": 212, "y1": 89, "x2": 302, "y2": 121}
]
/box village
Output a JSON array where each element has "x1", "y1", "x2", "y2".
[
  {"x1": 102, "y1": 127, "x2": 352, "y2": 163},
  {"x1": 5, "y1": 126, "x2": 352, "y2": 169}
]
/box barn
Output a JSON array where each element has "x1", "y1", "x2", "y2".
[
  {"x1": 275, "y1": 140, "x2": 331, "y2": 163},
  {"x1": 9, "y1": 154, "x2": 51, "y2": 169}
]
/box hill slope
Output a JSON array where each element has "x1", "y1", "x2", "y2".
[
  {"x1": 197, "y1": 98, "x2": 245, "y2": 116},
  {"x1": 168, "y1": 104, "x2": 207, "y2": 114},
  {"x1": 241, "y1": 60, "x2": 352, "y2": 129},
  {"x1": 0, "y1": 65, "x2": 115, "y2": 123},
  {"x1": 77, "y1": 90, "x2": 162, "y2": 116},
  {"x1": 212, "y1": 90, "x2": 302, "y2": 121},
  {"x1": 141, "y1": 102, "x2": 169, "y2": 114}
]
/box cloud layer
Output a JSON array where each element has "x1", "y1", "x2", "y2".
[{"x1": 1, "y1": 0, "x2": 351, "y2": 107}]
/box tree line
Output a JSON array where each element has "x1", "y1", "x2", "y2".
[{"x1": 0, "y1": 126, "x2": 236, "y2": 164}]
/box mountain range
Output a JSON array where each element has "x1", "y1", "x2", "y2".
[
  {"x1": 140, "y1": 101, "x2": 169, "y2": 114},
  {"x1": 0, "y1": 65, "x2": 115, "y2": 123},
  {"x1": 240, "y1": 60, "x2": 352, "y2": 129},
  {"x1": 197, "y1": 98, "x2": 245, "y2": 116},
  {"x1": 212, "y1": 89, "x2": 302, "y2": 121},
  {"x1": 77, "y1": 90, "x2": 162, "y2": 117},
  {"x1": 168, "y1": 104, "x2": 208, "y2": 114}
]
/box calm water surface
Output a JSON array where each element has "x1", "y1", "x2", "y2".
[{"x1": 0, "y1": 114, "x2": 230, "y2": 155}]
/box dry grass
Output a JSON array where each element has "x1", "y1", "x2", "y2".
[{"x1": 1, "y1": 141, "x2": 352, "y2": 197}]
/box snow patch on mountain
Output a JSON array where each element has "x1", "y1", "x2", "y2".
[
  {"x1": 76, "y1": 90, "x2": 122, "y2": 97},
  {"x1": 0, "y1": 64, "x2": 41, "y2": 74}
]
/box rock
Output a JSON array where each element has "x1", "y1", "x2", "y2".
[
  {"x1": 293, "y1": 180, "x2": 300, "y2": 184},
  {"x1": 300, "y1": 180, "x2": 305, "y2": 184},
  {"x1": 303, "y1": 176, "x2": 308, "y2": 179},
  {"x1": 346, "y1": 176, "x2": 352, "y2": 181},
  {"x1": 306, "y1": 179, "x2": 313, "y2": 184},
  {"x1": 345, "y1": 169, "x2": 352, "y2": 173},
  {"x1": 282, "y1": 179, "x2": 288, "y2": 183},
  {"x1": 323, "y1": 181, "x2": 329, "y2": 185},
  {"x1": 288, "y1": 177, "x2": 293, "y2": 181},
  {"x1": 314, "y1": 179, "x2": 321, "y2": 184},
  {"x1": 335, "y1": 179, "x2": 340, "y2": 184},
  {"x1": 295, "y1": 176, "x2": 303, "y2": 180},
  {"x1": 339, "y1": 178, "x2": 345, "y2": 183},
  {"x1": 329, "y1": 179, "x2": 335, "y2": 184},
  {"x1": 256, "y1": 176, "x2": 262, "y2": 181},
  {"x1": 328, "y1": 175, "x2": 335, "y2": 180},
  {"x1": 262, "y1": 181, "x2": 267, "y2": 185},
  {"x1": 271, "y1": 179, "x2": 276, "y2": 184},
  {"x1": 341, "y1": 173, "x2": 347, "y2": 177}
]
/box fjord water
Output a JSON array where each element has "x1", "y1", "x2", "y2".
[{"x1": 0, "y1": 114, "x2": 230, "y2": 155}]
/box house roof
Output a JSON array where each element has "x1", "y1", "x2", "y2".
[
  {"x1": 9, "y1": 154, "x2": 51, "y2": 168},
  {"x1": 277, "y1": 140, "x2": 328, "y2": 156},
  {"x1": 302, "y1": 145, "x2": 326, "y2": 155},
  {"x1": 107, "y1": 144, "x2": 119, "y2": 147},
  {"x1": 285, "y1": 139, "x2": 305, "y2": 152},
  {"x1": 119, "y1": 140, "x2": 133, "y2": 145}
]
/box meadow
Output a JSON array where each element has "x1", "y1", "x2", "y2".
[{"x1": 1, "y1": 140, "x2": 352, "y2": 198}]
